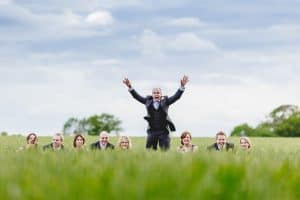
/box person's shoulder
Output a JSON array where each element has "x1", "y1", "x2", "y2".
[
  {"x1": 177, "y1": 146, "x2": 184, "y2": 152},
  {"x1": 207, "y1": 143, "x2": 217, "y2": 150},
  {"x1": 43, "y1": 143, "x2": 53, "y2": 150},
  {"x1": 192, "y1": 145, "x2": 198, "y2": 151},
  {"x1": 161, "y1": 96, "x2": 168, "y2": 100},
  {"x1": 226, "y1": 142, "x2": 234, "y2": 148},
  {"x1": 108, "y1": 143, "x2": 115, "y2": 149},
  {"x1": 90, "y1": 141, "x2": 99, "y2": 147}
]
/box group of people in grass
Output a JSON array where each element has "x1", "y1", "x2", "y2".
[
  {"x1": 19, "y1": 131, "x2": 129, "y2": 151},
  {"x1": 18, "y1": 75, "x2": 253, "y2": 152},
  {"x1": 178, "y1": 130, "x2": 252, "y2": 153},
  {"x1": 19, "y1": 130, "x2": 252, "y2": 152}
]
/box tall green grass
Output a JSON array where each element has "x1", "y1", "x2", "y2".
[{"x1": 1, "y1": 136, "x2": 300, "y2": 200}]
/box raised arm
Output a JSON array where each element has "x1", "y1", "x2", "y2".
[
  {"x1": 123, "y1": 78, "x2": 147, "y2": 104},
  {"x1": 167, "y1": 75, "x2": 189, "y2": 105}
]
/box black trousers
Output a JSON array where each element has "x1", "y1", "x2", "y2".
[{"x1": 146, "y1": 129, "x2": 170, "y2": 151}]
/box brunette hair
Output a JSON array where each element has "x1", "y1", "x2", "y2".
[
  {"x1": 215, "y1": 131, "x2": 227, "y2": 139},
  {"x1": 73, "y1": 134, "x2": 86, "y2": 148},
  {"x1": 180, "y1": 131, "x2": 192, "y2": 145},
  {"x1": 26, "y1": 133, "x2": 38, "y2": 144}
]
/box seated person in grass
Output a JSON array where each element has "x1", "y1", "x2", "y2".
[
  {"x1": 18, "y1": 132, "x2": 38, "y2": 151},
  {"x1": 240, "y1": 136, "x2": 252, "y2": 151},
  {"x1": 177, "y1": 131, "x2": 198, "y2": 153},
  {"x1": 43, "y1": 133, "x2": 64, "y2": 151},
  {"x1": 117, "y1": 136, "x2": 132, "y2": 150},
  {"x1": 207, "y1": 131, "x2": 234, "y2": 151},
  {"x1": 73, "y1": 134, "x2": 87, "y2": 150},
  {"x1": 90, "y1": 131, "x2": 115, "y2": 150}
]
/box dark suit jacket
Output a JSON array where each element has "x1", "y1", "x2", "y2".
[
  {"x1": 129, "y1": 88, "x2": 184, "y2": 132},
  {"x1": 207, "y1": 143, "x2": 234, "y2": 151},
  {"x1": 90, "y1": 141, "x2": 115, "y2": 150},
  {"x1": 43, "y1": 143, "x2": 64, "y2": 151}
]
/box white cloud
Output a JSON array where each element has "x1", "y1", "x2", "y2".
[
  {"x1": 139, "y1": 30, "x2": 218, "y2": 56},
  {"x1": 0, "y1": 4, "x2": 114, "y2": 42},
  {"x1": 168, "y1": 32, "x2": 218, "y2": 52},
  {"x1": 86, "y1": 10, "x2": 114, "y2": 26},
  {"x1": 139, "y1": 29, "x2": 165, "y2": 57}
]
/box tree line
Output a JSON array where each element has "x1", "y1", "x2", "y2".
[
  {"x1": 63, "y1": 113, "x2": 122, "y2": 136},
  {"x1": 2, "y1": 104, "x2": 300, "y2": 137},
  {"x1": 231, "y1": 104, "x2": 300, "y2": 137}
]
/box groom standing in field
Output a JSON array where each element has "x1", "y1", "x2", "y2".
[{"x1": 123, "y1": 76, "x2": 189, "y2": 151}]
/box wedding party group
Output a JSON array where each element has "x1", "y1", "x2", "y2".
[{"x1": 17, "y1": 76, "x2": 252, "y2": 152}]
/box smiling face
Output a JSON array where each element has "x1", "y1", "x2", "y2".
[
  {"x1": 99, "y1": 132, "x2": 109, "y2": 145},
  {"x1": 75, "y1": 135, "x2": 84, "y2": 148},
  {"x1": 27, "y1": 133, "x2": 37, "y2": 144},
  {"x1": 119, "y1": 136, "x2": 130, "y2": 150},
  {"x1": 182, "y1": 134, "x2": 192, "y2": 146},
  {"x1": 52, "y1": 135, "x2": 63, "y2": 149},
  {"x1": 240, "y1": 138, "x2": 250, "y2": 150},
  {"x1": 152, "y1": 88, "x2": 162, "y2": 101},
  {"x1": 216, "y1": 135, "x2": 226, "y2": 147}
]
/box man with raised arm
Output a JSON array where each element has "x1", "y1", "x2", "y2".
[{"x1": 123, "y1": 76, "x2": 189, "y2": 151}]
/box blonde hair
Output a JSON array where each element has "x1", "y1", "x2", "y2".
[
  {"x1": 240, "y1": 136, "x2": 252, "y2": 148},
  {"x1": 118, "y1": 136, "x2": 132, "y2": 150}
]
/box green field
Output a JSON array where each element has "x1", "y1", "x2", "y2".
[{"x1": 1, "y1": 136, "x2": 300, "y2": 200}]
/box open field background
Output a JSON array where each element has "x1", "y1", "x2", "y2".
[{"x1": 1, "y1": 136, "x2": 300, "y2": 200}]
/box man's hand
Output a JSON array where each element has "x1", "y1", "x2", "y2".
[
  {"x1": 123, "y1": 78, "x2": 132, "y2": 88},
  {"x1": 180, "y1": 75, "x2": 189, "y2": 87}
]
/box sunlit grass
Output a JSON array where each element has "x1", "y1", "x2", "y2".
[{"x1": 1, "y1": 136, "x2": 300, "y2": 199}]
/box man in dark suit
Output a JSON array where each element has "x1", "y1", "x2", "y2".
[
  {"x1": 123, "y1": 76, "x2": 189, "y2": 150},
  {"x1": 90, "y1": 131, "x2": 115, "y2": 150},
  {"x1": 43, "y1": 133, "x2": 64, "y2": 151},
  {"x1": 207, "y1": 131, "x2": 234, "y2": 151}
]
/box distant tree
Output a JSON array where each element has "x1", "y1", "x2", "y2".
[
  {"x1": 1, "y1": 131, "x2": 8, "y2": 136},
  {"x1": 266, "y1": 105, "x2": 299, "y2": 128},
  {"x1": 253, "y1": 123, "x2": 276, "y2": 137},
  {"x1": 274, "y1": 111, "x2": 300, "y2": 137},
  {"x1": 63, "y1": 117, "x2": 90, "y2": 135},
  {"x1": 230, "y1": 123, "x2": 254, "y2": 136},
  {"x1": 230, "y1": 104, "x2": 300, "y2": 137},
  {"x1": 62, "y1": 113, "x2": 122, "y2": 136},
  {"x1": 86, "y1": 113, "x2": 122, "y2": 136}
]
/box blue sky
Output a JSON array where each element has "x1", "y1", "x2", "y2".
[{"x1": 1, "y1": 0, "x2": 300, "y2": 137}]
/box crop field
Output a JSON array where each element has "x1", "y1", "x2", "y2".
[{"x1": 1, "y1": 136, "x2": 300, "y2": 200}]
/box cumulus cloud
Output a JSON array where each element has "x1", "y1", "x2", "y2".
[
  {"x1": 139, "y1": 29, "x2": 165, "y2": 56},
  {"x1": 139, "y1": 30, "x2": 218, "y2": 56},
  {"x1": 86, "y1": 10, "x2": 114, "y2": 26},
  {"x1": 0, "y1": 4, "x2": 114, "y2": 42},
  {"x1": 168, "y1": 32, "x2": 218, "y2": 52}
]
